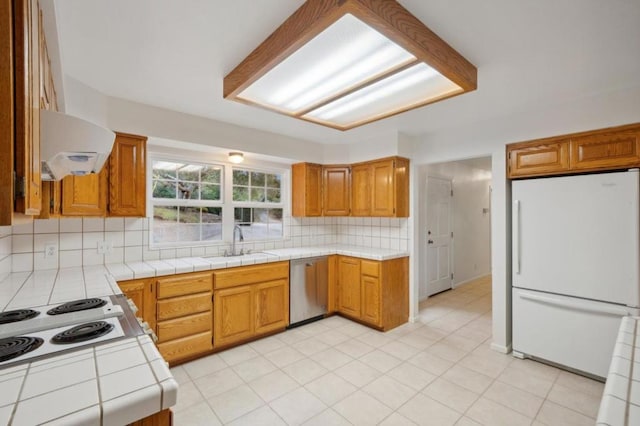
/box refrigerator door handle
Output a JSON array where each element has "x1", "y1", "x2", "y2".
[
  {"x1": 519, "y1": 291, "x2": 632, "y2": 317},
  {"x1": 513, "y1": 200, "x2": 521, "y2": 274}
]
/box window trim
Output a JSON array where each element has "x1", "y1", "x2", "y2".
[{"x1": 148, "y1": 154, "x2": 290, "y2": 249}]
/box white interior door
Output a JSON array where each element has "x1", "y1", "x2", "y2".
[{"x1": 426, "y1": 177, "x2": 453, "y2": 296}]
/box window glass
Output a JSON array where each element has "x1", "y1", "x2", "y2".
[
  {"x1": 151, "y1": 160, "x2": 223, "y2": 245},
  {"x1": 151, "y1": 160, "x2": 285, "y2": 245},
  {"x1": 234, "y1": 208, "x2": 283, "y2": 240}
]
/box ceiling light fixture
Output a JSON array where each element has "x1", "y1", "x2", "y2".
[
  {"x1": 228, "y1": 152, "x2": 244, "y2": 163},
  {"x1": 223, "y1": 0, "x2": 477, "y2": 131}
]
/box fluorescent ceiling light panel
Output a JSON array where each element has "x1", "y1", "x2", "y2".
[
  {"x1": 237, "y1": 14, "x2": 416, "y2": 114},
  {"x1": 303, "y1": 63, "x2": 461, "y2": 126},
  {"x1": 224, "y1": 0, "x2": 477, "y2": 130}
]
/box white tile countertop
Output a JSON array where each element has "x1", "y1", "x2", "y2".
[
  {"x1": 0, "y1": 335, "x2": 177, "y2": 426},
  {"x1": 0, "y1": 244, "x2": 408, "y2": 424},
  {"x1": 597, "y1": 316, "x2": 640, "y2": 425}
]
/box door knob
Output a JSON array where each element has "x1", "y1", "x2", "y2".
[{"x1": 428, "y1": 239, "x2": 434, "y2": 244}]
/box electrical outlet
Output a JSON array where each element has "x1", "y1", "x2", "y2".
[
  {"x1": 44, "y1": 243, "x2": 57, "y2": 258},
  {"x1": 97, "y1": 241, "x2": 113, "y2": 255}
]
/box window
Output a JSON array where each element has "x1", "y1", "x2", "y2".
[
  {"x1": 150, "y1": 159, "x2": 287, "y2": 246},
  {"x1": 151, "y1": 160, "x2": 223, "y2": 244},
  {"x1": 232, "y1": 168, "x2": 284, "y2": 241}
]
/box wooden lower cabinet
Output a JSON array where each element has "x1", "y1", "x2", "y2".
[
  {"x1": 214, "y1": 285, "x2": 254, "y2": 347},
  {"x1": 254, "y1": 279, "x2": 289, "y2": 334},
  {"x1": 155, "y1": 272, "x2": 213, "y2": 364},
  {"x1": 129, "y1": 409, "x2": 172, "y2": 426},
  {"x1": 118, "y1": 278, "x2": 156, "y2": 331},
  {"x1": 337, "y1": 256, "x2": 361, "y2": 318},
  {"x1": 213, "y1": 262, "x2": 289, "y2": 349},
  {"x1": 335, "y1": 256, "x2": 408, "y2": 331},
  {"x1": 361, "y1": 275, "x2": 381, "y2": 326}
]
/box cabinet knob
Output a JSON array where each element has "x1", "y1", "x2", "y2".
[{"x1": 428, "y1": 239, "x2": 434, "y2": 244}]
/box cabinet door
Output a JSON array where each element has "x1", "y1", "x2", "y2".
[
  {"x1": 337, "y1": 256, "x2": 361, "y2": 318},
  {"x1": 361, "y1": 275, "x2": 381, "y2": 326},
  {"x1": 508, "y1": 141, "x2": 570, "y2": 178},
  {"x1": 14, "y1": 0, "x2": 41, "y2": 216},
  {"x1": 323, "y1": 166, "x2": 350, "y2": 216},
  {"x1": 118, "y1": 278, "x2": 156, "y2": 331},
  {"x1": 214, "y1": 286, "x2": 254, "y2": 347},
  {"x1": 570, "y1": 128, "x2": 640, "y2": 171},
  {"x1": 292, "y1": 163, "x2": 322, "y2": 217},
  {"x1": 109, "y1": 133, "x2": 147, "y2": 217},
  {"x1": 351, "y1": 164, "x2": 370, "y2": 216},
  {"x1": 370, "y1": 159, "x2": 395, "y2": 217},
  {"x1": 61, "y1": 164, "x2": 108, "y2": 216},
  {"x1": 254, "y1": 279, "x2": 289, "y2": 334}
]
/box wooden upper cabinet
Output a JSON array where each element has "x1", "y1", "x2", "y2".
[
  {"x1": 291, "y1": 162, "x2": 322, "y2": 217},
  {"x1": 507, "y1": 140, "x2": 570, "y2": 178},
  {"x1": 109, "y1": 132, "x2": 147, "y2": 217},
  {"x1": 507, "y1": 123, "x2": 640, "y2": 179},
  {"x1": 323, "y1": 165, "x2": 350, "y2": 216},
  {"x1": 372, "y1": 157, "x2": 409, "y2": 217},
  {"x1": 13, "y1": 0, "x2": 41, "y2": 216},
  {"x1": 59, "y1": 131, "x2": 147, "y2": 217},
  {"x1": 352, "y1": 157, "x2": 410, "y2": 217},
  {"x1": 292, "y1": 157, "x2": 410, "y2": 218},
  {"x1": 0, "y1": 0, "x2": 13, "y2": 225},
  {"x1": 61, "y1": 163, "x2": 108, "y2": 216},
  {"x1": 351, "y1": 163, "x2": 371, "y2": 216},
  {"x1": 570, "y1": 127, "x2": 640, "y2": 171}
]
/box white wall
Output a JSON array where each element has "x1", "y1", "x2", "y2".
[
  {"x1": 64, "y1": 76, "x2": 109, "y2": 127},
  {"x1": 418, "y1": 160, "x2": 492, "y2": 299},
  {"x1": 409, "y1": 84, "x2": 640, "y2": 352}
]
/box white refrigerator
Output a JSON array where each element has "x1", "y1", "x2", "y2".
[{"x1": 512, "y1": 169, "x2": 640, "y2": 378}]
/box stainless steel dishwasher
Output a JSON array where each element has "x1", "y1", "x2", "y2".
[{"x1": 289, "y1": 256, "x2": 328, "y2": 327}]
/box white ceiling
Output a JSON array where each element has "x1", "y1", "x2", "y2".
[{"x1": 53, "y1": 0, "x2": 640, "y2": 145}]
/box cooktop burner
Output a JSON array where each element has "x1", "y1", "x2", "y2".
[
  {"x1": 47, "y1": 298, "x2": 107, "y2": 316},
  {"x1": 0, "y1": 336, "x2": 44, "y2": 362},
  {"x1": 0, "y1": 309, "x2": 40, "y2": 324},
  {"x1": 50, "y1": 321, "x2": 115, "y2": 344}
]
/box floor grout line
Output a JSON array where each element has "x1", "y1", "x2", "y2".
[{"x1": 171, "y1": 276, "x2": 602, "y2": 425}]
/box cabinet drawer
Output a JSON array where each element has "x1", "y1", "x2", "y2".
[
  {"x1": 361, "y1": 260, "x2": 380, "y2": 277},
  {"x1": 214, "y1": 261, "x2": 289, "y2": 289},
  {"x1": 157, "y1": 311, "x2": 212, "y2": 342},
  {"x1": 156, "y1": 272, "x2": 213, "y2": 299},
  {"x1": 157, "y1": 331, "x2": 212, "y2": 364},
  {"x1": 157, "y1": 293, "x2": 212, "y2": 321}
]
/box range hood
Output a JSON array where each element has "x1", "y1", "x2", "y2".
[{"x1": 40, "y1": 109, "x2": 115, "y2": 181}]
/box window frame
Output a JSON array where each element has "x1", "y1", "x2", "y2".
[{"x1": 148, "y1": 154, "x2": 289, "y2": 248}]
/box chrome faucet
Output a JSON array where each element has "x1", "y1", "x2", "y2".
[{"x1": 230, "y1": 225, "x2": 244, "y2": 256}]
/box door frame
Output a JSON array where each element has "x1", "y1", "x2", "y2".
[{"x1": 422, "y1": 175, "x2": 454, "y2": 300}]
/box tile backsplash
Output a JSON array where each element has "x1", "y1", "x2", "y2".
[{"x1": 9, "y1": 216, "x2": 410, "y2": 272}]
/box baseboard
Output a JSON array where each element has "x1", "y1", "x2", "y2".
[
  {"x1": 453, "y1": 273, "x2": 491, "y2": 289},
  {"x1": 490, "y1": 342, "x2": 512, "y2": 354},
  {"x1": 409, "y1": 315, "x2": 420, "y2": 323}
]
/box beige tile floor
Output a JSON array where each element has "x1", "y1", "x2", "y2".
[{"x1": 171, "y1": 276, "x2": 603, "y2": 425}]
